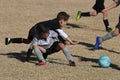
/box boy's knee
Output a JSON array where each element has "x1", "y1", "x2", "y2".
[
  {"x1": 58, "y1": 43, "x2": 65, "y2": 49},
  {"x1": 102, "y1": 11, "x2": 108, "y2": 17}
]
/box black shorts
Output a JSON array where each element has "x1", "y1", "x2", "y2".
[
  {"x1": 92, "y1": 4, "x2": 105, "y2": 13},
  {"x1": 42, "y1": 41, "x2": 61, "y2": 59},
  {"x1": 116, "y1": 22, "x2": 120, "y2": 29},
  {"x1": 45, "y1": 41, "x2": 61, "y2": 55}
]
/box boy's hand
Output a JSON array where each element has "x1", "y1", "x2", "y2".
[
  {"x1": 64, "y1": 40, "x2": 79, "y2": 45},
  {"x1": 71, "y1": 40, "x2": 79, "y2": 45},
  {"x1": 71, "y1": 42, "x2": 78, "y2": 45},
  {"x1": 39, "y1": 46, "x2": 46, "y2": 53}
]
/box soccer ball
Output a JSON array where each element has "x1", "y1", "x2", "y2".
[{"x1": 99, "y1": 55, "x2": 111, "y2": 68}]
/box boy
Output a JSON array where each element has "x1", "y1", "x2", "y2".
[
  {"x1": 5, "y1": 11, "x2": 75, "y2": 45},
  {"x1": 5, "y1": 11, "x2": 77, "y2": 61},
  {"x1": 76, "y1": 0, "x2": 113, "y2": 32},
  {"x1": 31, "y1": 24, "x2": 76, "y2": 66},
  {"x1": 102, "y1": 0, "x2": 120, "y2": 12},
  {"x1": 94, "y1": 14, "x2": 120, "y2": 49}
]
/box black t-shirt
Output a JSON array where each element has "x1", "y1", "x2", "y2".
[
  {"x1": 36, "y1": 18, "x2": 61, "y2": 30},
  {"x1": 28, "y1": 18, "x2": 61, "y2": 38}
]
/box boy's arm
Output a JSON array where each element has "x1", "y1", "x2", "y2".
[
  {"x1": 65, "y1": 37, "x2": 77, "y2": 45},
  {"x1": 56, "y1": 29, "x2": 77, "y2": 45},
  {"x1": 31, "y1": 37, "x2": 46, "y2": 53},
  {"x1": 102, "y1": 2, "x2": 118, "y2": 12}
]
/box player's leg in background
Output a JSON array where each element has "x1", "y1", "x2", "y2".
[
  {"x1": 94, "y1": 16, "x2": 120, "y2": 49},
  {"x1": 5, "y1": 38, "x2": 31, "y2": 45},
  {"x1": 102, "y1": 11, "x2": 113, "y2": 32},
  {"x1": 94, "y1": 30, "x2": 116, "y2": 49},
  {"x1": 76, "y1": 10, "x2": 97, "y2": 21},
  {"x1": 102, "y1": 14, "x2": 120, "y2": 41}
]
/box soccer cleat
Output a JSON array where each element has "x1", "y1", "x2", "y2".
[
  {"x1": 69, "y1": 61, "x2": 76, "y2": 66},
  {"x1": 5, "y1": 38, "x2": 11, "y2": 45},
  {"x1": 45, "y1": 58, "x2": 49, "y2": 62},
  {"x1": 39, "y1": 61, "x2": 48, "y2": 66},
  {"x1": 76, "y1": 11, "x2": 82, "y2": 21},
  {"x1": 106, "y1": 27, "x2": 114, "y2": 32},
  {"x1": 94, "y1": 36, "x2": 101, "y2": 49}
]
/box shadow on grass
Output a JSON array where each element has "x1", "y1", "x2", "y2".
[
  {"x1": 77, "y1": 41, "x2": 120, "y2": 54},
  {"x1": 0, "y1": 51, "x2": 27, "y2": 62},
  {"x1": 66, "y1": 23, "x2": 81, "y2": 28},
  {"x1": 66, "y1": 23, "x2": 91, "y2": 29},
  {"x1": 66, "y1": 23, "x2": 105, "y2": 32},
  {"x1": 72, "y1": 55, "x2": 120, "y2": 70},
  {"x1": 0, "y1": 51, "x2": 67, "y2": 66}
]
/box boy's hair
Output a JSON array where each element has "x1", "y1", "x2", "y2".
[
  {"x1": 36, "y1": 24, "x2": 49, "y2": 35},
  {"x1": 57, "y1": 11, "x2": 70, "y2": 21}
]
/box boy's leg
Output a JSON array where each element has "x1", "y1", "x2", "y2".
[
  {"x1": 102, "y1": 14, "x2": 120, "y2": 41},
  {"x1": 76, "y1": 11, "x2": 91, "y2": 21},
  {"x1": 95, "y1": 15, "x2": 120, "y2": 49},
  {"x1": 81, "y1": 12, "x2": 91, "y2": 16},
  {"x1": 101, "y1": 31, "x2": 116, "y2": 41},
  {"x1": 62, "y1": 47, "x2": 76, "y2": 66},
  {"x1": 34, "y1": 47, "x2": 47, "y2": 66},
  {"x1": 95, "y1": 15, "x2": 119, "y2": 49},
  {"x1": 5, "y1": 38, "x2": 23, "y2": 45},
  {"x1": 42, "y1": 42, "x2": 61, "y2": 59},
  {"x1": 44, "y1": 42, "x2": 76, "y2": 66},
  {"x1": 34, "y1": 47, "x2": 45, "y2": 62},
  {"x1": 62, "y1": 47, "x2": 73, "y2": 61},
  {"x1": 76, "y1": 9, "x2": 98, "y2": 21},
  {"x1": 102, "y1": 11, "x2": 113, "y2": 32},
  {"x1": 5, "y1": 38, "x2": 32, "y2": 45},
  {"x1": 94, "y1": 29, "x2": 117, "y2": 49},
  {"x1": 57, "y1": 43, "x2": 75, "y2": 66},
  {"x1": 103, "y1": 19, "x2": 113, "y2": 32}
]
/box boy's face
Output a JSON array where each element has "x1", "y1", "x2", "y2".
[
  {"x1": 39, "y1": 32, "x2": 49, "y2": 39},
  {"x1": 59, "y1": 19, "x2": 68, "y2": 27}
]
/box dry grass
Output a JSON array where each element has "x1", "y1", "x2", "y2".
[{"x1": 0, "y1": 0, "x2": 120, "y2": 80}]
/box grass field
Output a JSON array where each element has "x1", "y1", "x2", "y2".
[{"x1": 0, "y1": 0, "x2": 120, "y2": 80}]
